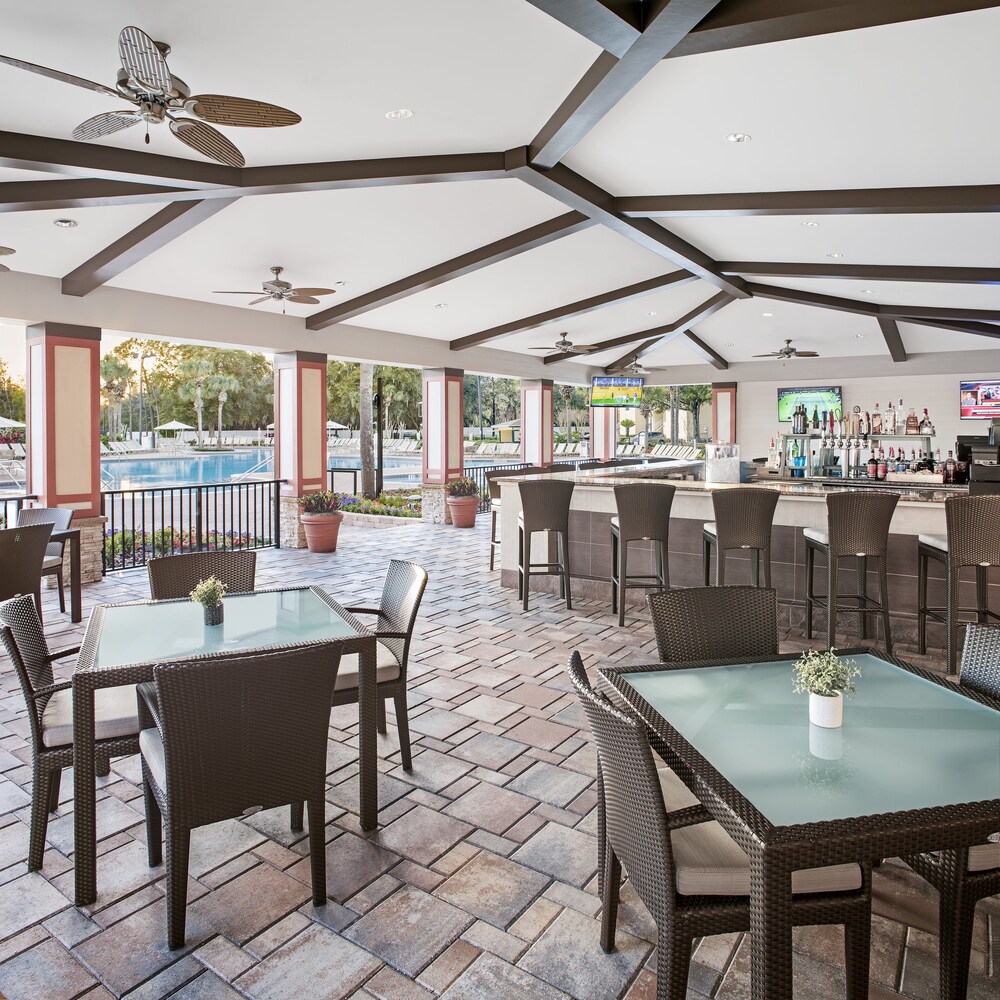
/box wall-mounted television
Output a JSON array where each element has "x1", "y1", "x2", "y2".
[
  {"x1": 960, "y1": 380, "x2": 1000, "y2": 420},
  {"x1": 591, "y1": 376, "x2": 644, "y2": 408},
  {"x1": 776, "y1": 385, "x2": 843, "y2": 422}
]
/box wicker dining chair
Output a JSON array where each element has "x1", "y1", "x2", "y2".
[
  {"x1": 0, "y1": 522, "x2": 54, "y2": 621},
  {"x1": 517, "y1": 479, "x2": 575, "y2": 612},
  {"x1": 902, "y1": 622, "x2": 1000, "y2": 1000},
  {"x1": 611, "y1": 483, "x2": 674, "y2": 627},
  {"x1": 0, "y1": 594, "x2": 141, "y2": 871},
  {"x1": 16, "y1": 508, "x2": 73, "y2": 614},
  {"x1": 702, "y1": 487, "x2": 779, "y2": 588},
  {"x1": 138, "y1": 643, "x2": 342, "y2": 949},
  {"x1": 647, "y1": 586, "x2": 779, "y2": 662},
  {"x1": 568, "y1": 652, "x2": 872, "y2": 1000},
  {"x1": 146, "y1": 550, "x2": 257, "y2": 600}
]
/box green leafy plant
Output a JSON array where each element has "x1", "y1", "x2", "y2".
[
  {"x1": 446, "y1": 477, "x2": 479, "y2": 498},
  {"x1": 190, "y1": 576, "x2": 226, "y2": 609},
  {"x1": 298, "y1": 490, "x2": 340, "y2": 514},
  {"x1": 792, "y1": 649, "x2": 861, "y2": 699}
]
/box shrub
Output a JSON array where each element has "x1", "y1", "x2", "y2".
[
  {"x1": 336, "y1": 492, "x2": 421, "y2": 519},
  {"x1": 792, "y1": 649, "x2": 861, "y2": 699},
  {"x1": 299, "y1": 490, "x2": 340, "y2": 514},
  {"x1": 445, "y1": 477, "x2": 479, "y2": 498}
]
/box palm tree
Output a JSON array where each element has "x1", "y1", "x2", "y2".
[
  {"x1": 359, "y1": 362, "x2": 375, "y2": 499},
  {"x1": 100, "y1": 356, "x2": 132, "y2": 440},
  {"x1": 620, "y1": 417, "x2": 635, "y2": 442},
  {"x1": 209, "y1": 374, "x2": 240, "y2": 445},
  {"x1": 178, "y1": 360, "x2": 213, "y2": 447}
]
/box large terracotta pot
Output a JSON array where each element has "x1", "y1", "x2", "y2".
[
  {"x1": 301, "y1": 511, "x2": 344, "y2": 552},
  {"x1": 446, "y1": 496, "x2": 479, "y2": 528}
]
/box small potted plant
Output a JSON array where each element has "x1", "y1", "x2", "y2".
[
  {"x1": 190, "y1": 576, "x2": 227, "y2": 627},
  {"x1": 793, "y1": 649, "x2": 861, "y2": 729},
  {"x1": 445, "y1": 477, "x2": 480, "y2": 528},
  {"x1": 298, "y1": 490, "x2": 344, "y2": 552}
]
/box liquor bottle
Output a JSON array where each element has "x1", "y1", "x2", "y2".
[
  {"x1": 945, "y1": 450, "x2": 956, "y2": 483},
  {"x1": 919, "y1": 408, "x2": 935, "y2": 435},
  {"x1": 885, "y1": 401, "x2": 896, "y2": 435},
  {"x1": 905, "y1": 407, "x2": 920, "y2": 434},
  {"x1": 877, "y1": 447, "x2": 887, "y2": 481},
  {"x1": 811, "y1": 405, "x2": 820, "y2": 430},
  {"x1": 872, "y1": 402, "x2": 883, "y2": 435},
  {"x1": 867, "y1": 450, "x2": 877, "y2": 478}
]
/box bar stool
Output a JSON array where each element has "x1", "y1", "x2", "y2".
[
  {"x1": 917, "y1": 495, "x2": 1000, "y2": 675},
  {"x1": 611, "y1": 483, "x2": 674, "y2": 627},
  {"x1": 517, "y1": 480, "x2": 575, "y2": 612},
  {"x1": 805, "y1": 492, "x2": 899, "y2": 652},
  {"x1": 702, "y1": 487, "x2": 779, "y2": 588},
  {"x1": 488, "y1": 466, "x2": 545, "y2": 571}
]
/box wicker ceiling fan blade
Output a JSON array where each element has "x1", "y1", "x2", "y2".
[
  {"x1": 793, "y1": 351, "x2": 820, "y2": 357},
  {"x1": 169, "y1": 118, "x2": 245, "y2": 167},
  {"x1": 185, "y1": 94, "x2": 301, "y2": 128},
  {"x1": 72, "y1": 110, "x2": 141, "y2": 140},
  {"x1": 118, "y1": 25, "x2": 172, "y2": 94},
  {"x1": 0, "y1": 53, "x2": 119, "y2": 96},
  {"x1": 527, "y1": 347, "x2": 555, "y2": 352},
  {"x1": 247, "y1": 295, "x2": 271, "y2": 306},
  {"x1": 286, "y1": 294, "x2": 320, "y2": 305},
  {"x1": 0, "y1": 263, "x2": 9, "y2": 274},
  {"x1": 0, "y1": 246, "x2": 15, "y2": 256},
  {"x1": 212, "y1": 290, "x2": 263, "y2": 295},
  {"x1": 290, "y1": 287, "x2": 335, "y2": 297}
]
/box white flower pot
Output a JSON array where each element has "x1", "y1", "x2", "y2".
[{"x1": 809, "y1": 691, "x2": 843, "y2": 729}]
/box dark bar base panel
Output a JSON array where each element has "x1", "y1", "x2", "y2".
[{"x1": 499, "y1": 511, "x2": 1000, "y2": 648}]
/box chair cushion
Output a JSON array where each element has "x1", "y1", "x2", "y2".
[
  {"x1": 611, "y1": 516, "x2": 620, "y2": 530},
  {"x1": 657, "y1": 765, "x2": 701, "y2": 812},
  {"x1": 41, "y1": 556, "x2": 63, "y2": 571},
  {"x1": 918, "y1": 533, "x2": 948, "y2": 551},
  {"x1": 334, "y1": 641, "x2": 401, "y2": 692},
  {"x1": 42, "y1": 684, "x2": 140, "y2": 748},
  {"x1": 969, "y1": 840, "x2": 1000, "y2": 872},
  {"x1": 139, "y1": 727, "x2": 166, "y2": 792},
  {"x1": 703, "y1": 522, "x2": 717, "y2": 536},
  {"x1": 803, "y1": 528, "x2": 829, "y2": 546}
]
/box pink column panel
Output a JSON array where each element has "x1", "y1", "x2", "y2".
[
  {"x1": 273, "y1": 351, "x2": 328, "y2": 497},
  {"x1": 422, "y1": 368, "x2": 464, "y2": 484},
  {"x1": 520, "y1": 379, "x2": 554, "y2": 468},
  {"x1": 589, "y1": 405, "x2": 618, "y2": 462},
  {"x1": 712, "y1": 383, "x2": 737, "y2": 444}
]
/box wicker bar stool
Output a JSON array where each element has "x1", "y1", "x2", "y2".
[
  {"x1": 517, "y1": 480, "x2": 575, "y2": 612},
  {"x1": 702, "y1": 487, "x2": 779, "y2": 588},
  {"x1": 486, "y1": 466, "x2": 544, "y2": 571},
  {"x1": 805, "y1": 492, "x2": 899, "y2": 652},
  {"x1": 917, "y1": 495, "x2": 1000, "y2": 675},
  {"x1": 610, "y1": 483, "x2": 674, "y2": 627}
]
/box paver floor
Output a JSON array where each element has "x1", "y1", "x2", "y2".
[{"x1": 0, "y1": 519, "x2": 995, "y2": 999}]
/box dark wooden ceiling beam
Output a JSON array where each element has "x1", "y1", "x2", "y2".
[
  {"x1": 529, "y1": 1, "x2": 723, "y2": 168},
  {"x1": 61, "y1": 199, "x2": 240, "y2": 297},
  {"x1": 305, "y1": 211, "x2": 594, "y2": 330},
  {"x1": 520, "y1": 1, "x2": 641, "y2": 57},
  {"x1": 876, "y1": 317, "x2": 907, "y2": 362},
  {"x1": 618, "y1": 184, "x2": 1000, "y2": 217},
  {"x1": 449, "y1": 270, "x2": 696, "y2": 351},
  {"x1": 681, "y1": 329, "x2": 729, "y2": 369},
  {"x1": 899, "y1": 317, "x2": 1000, "y2": 339},
  {"x1": 720, "y1": 261, "x2": 1000, "y2": 284},
  {"x1": 0, "y1": 178, "x2": 193, "y2": 213},
  {"x1": 667, "y1": 1, "x2": 1000, "y2": 57}
]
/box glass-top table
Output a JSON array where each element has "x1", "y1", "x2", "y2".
[
  {"x1": 601, "y1": 649, "x2": 1000, "y2": 1000},
  {"x1": 72, "y1": 586, "x2": 377, "y2": 907}
]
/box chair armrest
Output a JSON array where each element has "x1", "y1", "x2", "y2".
[
  {"x1": 136, "y1": 682, "x2": 161, "y2": 732},
  {"x1": 371, "y1": 630, "x2": 408, "y2": 641},
  {"x1": 343, "y1": 605, "x2": 385, "y2": 617},
  {"x1": 33, "y1": 679, "x2": 73, "y2": 698},
  {"x1": 664, "y1": 804, "x2": 714, "y2": 830},
  {"x1": 45, "y1": 645, "x2": 81, "y2": 662}
]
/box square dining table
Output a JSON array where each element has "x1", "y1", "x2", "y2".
[
  {"x1": 600, "y1": 649, "x2": 1000, "y2": 1000},
  {"x1": 72, "y1": 585, "x2": 377, "y2": 906}
]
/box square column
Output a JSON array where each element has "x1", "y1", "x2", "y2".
[
  {"x1": 589, "y1": 406, "x2": 618, "y2": 462},
  {"x1": 712, "y1": 382, "x2": 737, "y2": 444},
  {"x1": 422, "y1": 368, "x2": 464, "y2": 524},
  {"x1": 520, "y1": 379, "x2": 554, "y2": 467},
  {"x1": 273, "y1": 351, "x2": 327, "y2": 547}
]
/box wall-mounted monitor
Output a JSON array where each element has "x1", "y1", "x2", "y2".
[
  {"x1": 960, "y1": 380, "x2": 1000, "y2": 420},
  {"x1": 776, "y1": 385, "x2": 843, "y2": 422},
  {"x1": 591, "y1": 376, "x2": 644, "y2": 408}
]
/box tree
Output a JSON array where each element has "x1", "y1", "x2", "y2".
[
  {"x1": 212, "y1": 374, "x2": 240, "y2": 444},
  {"x1": 100, "y1": 356, "x2": 132, "y2": 440},
  {"x1": 678, "y1": 384, "x2": 712, "y2": 442},
  {"x1": 620, "y1": 417, "x2": 635, "y2": 442},
  {"x1": 359, "y1": 362, "x2": 375, "y2": 498},
  {"x1": 178, "y1": 359, "x2": 212, "y2": 446},
  {"x1": 0, "y1": 360, "x2": 25, "y2": 421}
]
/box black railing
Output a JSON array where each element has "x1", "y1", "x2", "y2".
[
  {"x1": 467, "y1": 461, "x2": 578, "y2": 512},
  {"x1": 0, "y1": 494, "x2": 36, "y2": 527},
  {"x1": 101, "y1": 479, "x2": 282, "y2": 573}
]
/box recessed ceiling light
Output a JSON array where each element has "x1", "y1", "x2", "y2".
[
  {"x1": 801, "y1": 221, "x2": 819, "y2": 228},
  {"x1": 861, "y1": 289, "x2": 876, "y2": 294},
  {"x1": 334, "y1": 280, "x2": 349, "y2": 287},
  {"x1": 385, "y1": 108, "x2": 413, "y2": 120},
  {"x1": 725, "y1": 132, "x2": 751, "y2": 143},
  {"x1": 54, "y1": 218, "x2": 78, "y2": 228},
  {"x1": 646, "y1": 311, "x2": 657, "y2": 317},
  {"x1": 434, "y1": 303, "x2": 448, "y2": 309},
  {"x1": 827, "y1": 252, "x2": 845, "y2": 258},
  {"x1": 855, "y1": 333, "x2": 865, "y2": 339},
  {"x1": 724, "y1": 342, "x2": 735, "y2": 348},
  {"x1": 762, "y1": 312, "x2": 773, "y2": 317}
]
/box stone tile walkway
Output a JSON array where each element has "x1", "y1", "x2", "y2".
[{"x1": 0, "y1": 520, "x2": 996, "y2": 999}]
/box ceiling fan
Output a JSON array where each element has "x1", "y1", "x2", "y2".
[
  {"x1": 753, "y1": 339, "x2": 820, "y2": 359},
  {"x1": 0, "y1": 246, "x2": 14, "y2": 274},
  {"x1": 213, "y1": 266, "x2": 336, "y2": 313},
  {"x1": 0, "y1": 25, "x2": 301, "y2": 167},
  {"x1": 527, "y1": 333, "x2": 594, "y2": 356}
]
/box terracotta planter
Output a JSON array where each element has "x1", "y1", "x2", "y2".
[
  {"x1": 446, "y1": 496, "x2": 479, "y2": 528},
  {"x1": 301, "y1": 511, "x2": 344, "y2": 552}
]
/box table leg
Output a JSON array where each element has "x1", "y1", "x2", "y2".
[
  {"x1": 749, "y1": 849, "x2": 793, "y2": 1000},
  {"x1": 69, "y1": 533, "x2": 82, "y2": 624},
  {"x1": 358, "y1": 640, "x2": 378, "y2": 832},
  {"x1": 73, "y1": 679, "x2": 98, "y2": 905}
]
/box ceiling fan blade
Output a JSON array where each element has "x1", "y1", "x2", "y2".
[
  {"x1": 286, "y1": 294, "x2": 320, "y2": 305},
  {"x1": 72, "y1": 110, "x2": 141, "y2": 141},
  {"x1": 0, "y1": 53, "x2": 119, "y2": 97},
  {"x1": 247, "y1": 295, "x2": 271, "y2": 306},
  {"x1": 169, "y1": 118, "x2": 245, "y2": 167},
  {"x1": 752, "y1": 352, "x2": 781, "y2": 357},
  {"x1": 793, "y1": 351, "x2": 820, "y2": 357},
  {"x1": 290, "y1": 287, "x2": 335, "y2": 297},
  {"x1": 185, "y1": 94, "x2": 301, "y2": 128},
  {"x1": 527, "y1": 347, "x2": 554, "y2": 352},
  {"x1": 0, "y1": 246, "x2": 14, "y2": 256},
  {"x1": 0, "y1": 263, "x2": 9, "y2": 274},
  {"x1": 212, "y1": 291, "x2": 263, "y2": 295},
  {"x1": 118, "y1": 25, "x2": 172, "y2": 94}
]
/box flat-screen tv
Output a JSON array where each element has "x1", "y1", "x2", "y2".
[
  {"x1": 960, "y1": 380, "x2": 1000, "y2": 420},
  {"x1": 591, "y1": 376, "x2": 643, "y2": 408},
  {"x1": 777, "y1": 385, "x2": 842, "y2": 422}
]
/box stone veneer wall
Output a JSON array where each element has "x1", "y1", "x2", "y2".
[
  {"x1": 421, "y1": 484, "x2": 453, "y2": 525},
  {"x1": 76, "y1": 515, "x2": 106, "y2": 584},
  {"x1": 279, "y1": 496, "x2": 307, "y2": 548}
]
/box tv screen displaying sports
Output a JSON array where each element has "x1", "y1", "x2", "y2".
[
  {"x1": 776, "y1": 385, "x2": 843, "y2": 422},
  {"x1": 960, "y1": 380, "x2": 1000, "y2": 420},
  {"x1": 591, "y1": 376, "x2": 644, "y2": 408}
]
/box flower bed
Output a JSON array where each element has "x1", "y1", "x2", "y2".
[
  {"x1": 103, "y1": 527, "x2": 270, "y2": 565},
  {"x1": 335, "y1": 492, "x2": 421, "y2": 519}
]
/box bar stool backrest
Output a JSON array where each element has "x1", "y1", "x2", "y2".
[
  {"x1": 959, "y1": 623, "x2": 1000, "y2": 699},
  {"x1": 945, "y1": 495, "x2": 1000, "y2": 570},
  {"x1": 825, "y1": 492, "x2": 899, "y2": 558},
  {"x1": 711, "y1": 487, "x2": 778, "y2": 550},
  {"x1": 613, "y1": 483, "x2": 675, "y2": 542},
  {"x1": 0, "y1": 523, "x2": 52, "y2": 605},
  {"x1": 518, "y1": 480, "x2": 575, "y2": 533}
]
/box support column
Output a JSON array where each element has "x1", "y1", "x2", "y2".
[
  {"x1": 589, "y1": 406, "x2": 618, "y2": 462},
  {"x1": 273, "y1": 351, "x2": 327, "y2": 547},
  {"x1": 25, "y1": 323, "x2": 105, "y2": 582},
  {"x1": 422, "y1": 368, "x2": 464, "y2": 524},
  {"x1": 520, "y1": 379, "x2": 554, "y2": 468},
  {"x1": 712, "y1": 382, "x2": 737, "y2": 444}
]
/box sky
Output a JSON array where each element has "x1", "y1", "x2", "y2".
[{"x1": 0, "y1": 323, "x2": 131, "y2": 380}]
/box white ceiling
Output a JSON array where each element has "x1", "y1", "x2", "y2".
[{"x1": 0, "y1": 1, "x2": 998, "y2": 379}]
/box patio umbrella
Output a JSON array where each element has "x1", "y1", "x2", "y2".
[
  {"x1": 326, "y1": 420, "x2": 348, "y2": 430},
  {"x1": 154, "y1": 420, "x2": 194, "y2": 431},
  {"x1": 0, "y1": 416, "x2": 25, "y2": 428}
]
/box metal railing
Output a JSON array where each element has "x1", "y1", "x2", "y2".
[
  {"x1": 0, "y1": 494, "x2": 37, "y2": 527},
  {"x1": 101, "y1": 479, "x2": 283, "y2": 573},
  {"x1": 467, "y1": 461, "x2": 578, "y2": 512}
]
